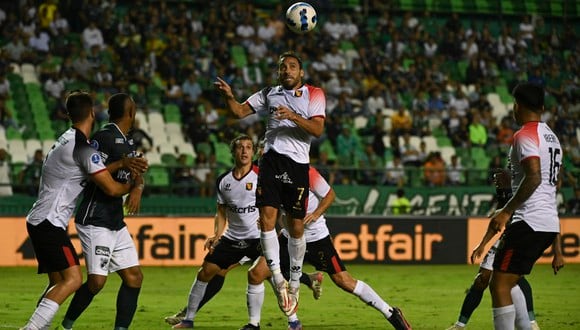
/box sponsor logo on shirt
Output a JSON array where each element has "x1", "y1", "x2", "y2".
[
  {"x1": 228, "y1": 205, "x2": 257, "y2": 214},
  {"x1": 224, "y1": 183, "x2": 231, "y2": 191},
  {"x1": 115, "y1": 138, "x2": 125, "y2": 144}
]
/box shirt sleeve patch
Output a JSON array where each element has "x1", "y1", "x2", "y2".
[{"x1": 91, "y1": 153, "x2": 102, "y2": 164}]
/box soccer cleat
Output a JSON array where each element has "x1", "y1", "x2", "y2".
[
  {"x1": 387, "y1": 307, "x2": 412, "y2": 330},
  {"x1": 530, "y1": 321, "x2": 540, "y2": 330},
  {"x1": 239, "y1": 324, "x2": 260, "y2": 330},
  {"x1": 172, "y1": 320, "x2": 193, "y2": 329},
  {"x1": 286, "y1": 286, "x2": 299, "y2": 316},
  {"x1": 445, "y1": 324, "x2": 465, "y2": 330},
  {"x1": 288, "y1": 320, "x2": 303, "y2": 330},
  {"x1": 308, "y1": 272, "x2": 323, "y2": 300},
  {"x1": 164, "y1": 308, "x2": 186, "y2": 325},
  {"x1": 275, "y1": 279, "x2": 292, "y2": 314}
]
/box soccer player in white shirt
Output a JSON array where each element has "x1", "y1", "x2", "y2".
[
  {"x1": 21, "y1": 91, "x2": 132, "y2": 330},
  {"x1": 471, "y1": 82, "x2": 563, "y2": 329},
  {"x1": 241, "y1": 167, "x2": 411, "y2": 330},
  {"x1": 215, "y1": 51, "x2": 326, "y2": 316},
  {"x1": 173, "y1": 135, "x2": 263, "y2": 329}
]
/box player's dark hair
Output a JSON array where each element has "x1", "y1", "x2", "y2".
[
  {"x1": 512, "y1": 82, "x2": 544, "y2": 113},
  {"x1": 65, "y1": 90, "x2": 93, "y2": 123},
  {"x1": 279, "y1": 51, "x2": 303, "y2": 69},
  {"x1": 108, "y1": 93, "x2": 131, "y2": 121},
  {"x1": 230, "y1": 134, "x2": 255, "y2": 153}
]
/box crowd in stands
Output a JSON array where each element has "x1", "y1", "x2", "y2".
[{"x1": 0, "y1": 0, "x2": 579, "y2": 204}]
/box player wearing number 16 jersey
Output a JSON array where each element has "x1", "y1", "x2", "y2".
[{"x1": 473, "y1": 82, "x2": 562, "y2": 329}]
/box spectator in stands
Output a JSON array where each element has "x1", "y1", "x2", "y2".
[
  {"x1": 19, "y1": 149, "x2": 44, "y2": 196},
  {"x1": 82, "y1": 21, "x2": 105, "y2": 50},
  {"x1": 364, "y1": 86, "x2": 386, "y2": 116},
  {"x1": 382, "y1": 153, "x2": 406, "y2": 187},
  {"x1": 192, "y1": 151, "x2": 215, "y2": 197},
  {"x1": 357, "y1": 142, "x2": 383, "y2": 185},
  {"x1": 423, "y1": 151, "x2": 446, "y2": 187},
  {"x1": 447, "y1": 154, "x2": 464, "y2": 186},
  {"x1": 164, "y1": 76, "x2": 183, "y2": 107},
  {"x1": 94, "y1": 63, "x2": 115, "y2": 94},
  {"x1": 2, "y1": 33, "x2": 35, "y2": 64},
  {"x1": 72, "y1": 49, "x2": 93, "y2": 82},
  {"x1": 322, "y1": 12, "x2": 343, "y2": 41},
  {"x1": 43, "y1": 71, "x2": 65, "y2": 100},
  {"x1": 390, "y1": 107, "x2": 413, "y2": 138},
  {"x1": 336, "y1": 124, "x2": 358, "y2": 175},
  {"x1": 181, "y1": 71, "x2": 202, "y2": 108},
  {"x1": 0, "y1": 147, "x2": 12, "y2": 196},
  {"x1": 28, "y1": 27, "x2": 51, "y2": 55},
  {"x1": 518, "y1": 15, "x2": 535, "y2": 43},
  {"x1": 468, "y1": 112, "x2": 488, "y2": 148},
  {"x1": 465, "y1": 57, "x2": 484, "y2": 86},
  {"x1": 449, "y1": 88, "x2": 470, "y2": 117},
  {"x1": 400, "y1": 133, "x2": 421, "y2": 167}
]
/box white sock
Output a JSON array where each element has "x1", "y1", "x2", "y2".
[
  {"x1": 287, "y1": 313, "x2": 299, "y2": 322},
  {"x1": 352, "y1": 280, "x2": 392, "y2": 318},
  {"x1": 184, "y1": 279, "x2": 208, "y2": 320},
  {"x1": 511, "y1": 285, "x2": 531, "y2": 330},
  {"x1": 288, "y1": 236, "x2": 306, "y2": 289},
  {"x1": 493, "y1": 305, "x2": 516, "y2": 330},
  {"x1": 26, "y1": 298, "x2": 59, "y2": 330},
  {"x1": 247, "y1": 283, "x2": 264, "y2": 326},
  {"x1": 261, "y1": 230, "x2": 282, "y2": 283}
]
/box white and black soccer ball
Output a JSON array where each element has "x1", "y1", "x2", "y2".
[{"x1": 285, "y1": 2, "x2": 317, "y2": 34}]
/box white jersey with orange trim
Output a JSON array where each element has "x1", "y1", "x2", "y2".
[
  {"x1": 281, "y1": 166, "x2": 331, "y2": 242},
  {"x1": 245, "y1": 84, "x2": 326, "y2": 164},
  {"x1": 26, "y1": 128, "x2": 108, "y2": 229},
  {"x1": 216, "y1": 165, "x2": 260, "y2": 241},
  {"x1": 508, "y1": 121, "x2": 562, "y2": 232}
]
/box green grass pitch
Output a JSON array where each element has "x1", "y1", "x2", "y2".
[{"x1": 1, "y1": 264, "x2": 579, "y2": 329}]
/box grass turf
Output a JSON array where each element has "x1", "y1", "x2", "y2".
[{"x1": 1, "y1": 264, "x2": 579, "y2": 329}]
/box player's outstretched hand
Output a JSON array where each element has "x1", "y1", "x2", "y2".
[
  {"x1": 214, "y1": 77, "x2": 234, "y2": 99},
  {"x1": 471, "y1": 243, "x2": 486, "y2": 264},
  {"x1": 552, "y1": 253, "x2": 564, "y2": 275},
  {"x1": 204, "y1": 236, "x2": 219, "y2": 253}
]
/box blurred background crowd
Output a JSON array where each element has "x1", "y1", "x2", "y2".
[{"x1": 0, "y1": 0, "x2": 578, "y2": 214}]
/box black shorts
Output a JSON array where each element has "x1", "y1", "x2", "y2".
[
  {"x1": 493, "y1": 221, "x2": 556, "y2": 275},
  {"x1": 27, "y1": 220, "x2": 80, "y2": 274},
  {"x1": 205, "y1": 237, "x2": 261, "y2": 270},
  {"x1": 257, "y1": 150, "x2": 309, "y2": 219},
  {"x1": 279, "y1": 235, "x2": 346, "y2": 276}
]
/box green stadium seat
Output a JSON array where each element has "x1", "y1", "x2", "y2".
[
  {"x1": 145, "y1": 166, "x2": 171, "y2": 191},
  {"x1": 214, "y1": 142, "x2": 233, "y2": 167},
  {"x1": 230, "y1": 45, "x2": 247, "y2": 69}
]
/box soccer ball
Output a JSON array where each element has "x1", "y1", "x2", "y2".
[{"x1": 286, "y1": 2, "x2": 317, "y2": 34}]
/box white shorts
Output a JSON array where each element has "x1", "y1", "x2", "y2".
[
  {"x1": 76, "y1": 224, "x2": 139, "y2": 276},
  {"x1": 480, "y1": 240, "x2": 500, "y2": 271}
]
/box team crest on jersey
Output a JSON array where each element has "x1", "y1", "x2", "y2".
[
  {"x1": 91, "y1": 153, "x2": 101, "y2": 164},
  {"x1": 90, "y1": 140, "x2": 99, "y2": 150},
  {"x1": 115, "y1": 138, "x2": 124, "y2": 144},
  {"x1": 269, "y1": 106, "x2": 277, "y2": 114},
  {"x1": 294, "y1": 90, "x2": 302, "y2": 97},
  {"x1": 246, "y1": 182, "x2": 253, "y2": 190}
]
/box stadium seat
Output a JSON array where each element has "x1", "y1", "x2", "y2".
[{"x1": 145, "y1": 166, "x2": 171, "y2": 192}]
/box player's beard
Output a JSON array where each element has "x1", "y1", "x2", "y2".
[{"x1": 280, "y1": 75, "x2": 300, "y2": 90}]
